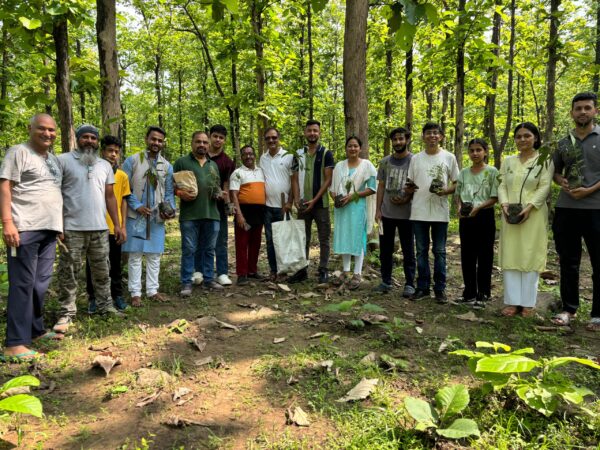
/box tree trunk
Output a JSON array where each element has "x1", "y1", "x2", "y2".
[
  {"x1": 343, "y1": 0, "x2": 369, "y2": 156},
  {"x1": 405, "y1": 46, "x2": 413, "y2": 134},
  {"x1": 383, "y1": 29, "x2": 393, "y2": 156},
  {"x1": 426, "y1": 90, "x2": 434, "y2": 120},
  {"x1": 120, "y1": 102, "x2": 127, "y2": 152},
  {"x1": 76, "y1": 39, "x2": 85, "y2": 121},
  {"x1": 96, "y1": 0, "x2": 121, "y2": 137},
  {"x1": 453, "y1": 0, "x2": 466, "y2": 169},
  {"x1": 595, "y1": 0, "x2": 600, "y2": 93},
  {"x1": 307, "y1": 0, "x2": 314, "y2": 119},
  {"x1": 230, "y1": 19, "x2": 240, "y2": 159},
  {"x1": 154, "y1": 53, "x2": 163, "y2": 128},
  {"x1": 52, "y1": 18, "x2": 75, "y2": 153},
  {"x1": 178, "y1": 70, "x2": 183, "y2": 156},
  {"x1": 441, "y1": 86, "x2": 449, "y2": 134},
  {"x1": 483, "y1": 0, "x2": 501, "y2": 140},
  {"x1": 544, "y1": 0, "x2": 560, "y2": 143},
  {"x1": 43, "y1": 57, "x2": 52, "y2": 115},
  {"x1": 0, "y1": 26, "x2": 8, "y2": 140},
  {"x1": 251, "y1": 0, "x2": 267, "y2": 152}
]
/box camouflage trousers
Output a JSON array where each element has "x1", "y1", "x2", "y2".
[{"x1": 56, "y1": 230, "x2": 112, "y2": 317}]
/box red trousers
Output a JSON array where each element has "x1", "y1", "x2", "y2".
[{"x1": 234, "y1": 223, "x2": 263, "y2": 276}]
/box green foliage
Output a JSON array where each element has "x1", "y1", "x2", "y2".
[
  {"x1": 404, "y1": 384, "x2": 480, "y2": 439},
  {"x1": 0, "y1": 264, "x2": 8, "y2": 296},
  {"x1": 0, "y1": 375, "x2": 43, "y2": 418},
  {"x1": 450, "y1": 341, "x2": 600, "y2": 417}
]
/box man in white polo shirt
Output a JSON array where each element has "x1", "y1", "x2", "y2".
[{"x1": 259, "y1": 127, "x2": 295, "y2": 281}]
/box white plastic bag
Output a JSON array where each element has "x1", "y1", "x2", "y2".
[{"x1": 272, "y1": 216, "x2": 308, "y2": 275}]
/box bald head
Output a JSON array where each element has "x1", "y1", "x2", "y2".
[{"x1": 28, "y1": 113, "x2": 57, "y2": 154}]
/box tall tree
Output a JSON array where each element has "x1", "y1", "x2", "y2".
[
  {"x1": 96, "y1": 0, "x2": 121, "y2": 137},
  {"x1": 343, "y1": 0, "x2": 369, "y2": 156},
  {"x1": 453, "y1": 0, "x2": 466, "y2": 169},
  {"x1": 544, "y1": 0, "x2": 560, "y2": 142},
  {"x1": 52, "y1": 17, "x2": 75, "y2": 152},
  {"x1": 250, "y1": 0, "x2": 267, "y2": 152},
  {"x1": 595, "y1": 0, "x2": 600, "y2": 93}
]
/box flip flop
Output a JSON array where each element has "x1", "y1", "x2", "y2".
[
  {"x1": 551, "y1": 311, "x2": 575, "y2": 326},
  {"x1": 521, "y1": 307, "x2": 535, "y2": 318},
  {"x1": 501, "y1": 306, "x2": 519, "y2": 317},
  {"x1": 0, "y1": 350, "x2": 43, "y2": 363},
  {"x1": 585, "y1": 318, "x2": 600, "y2": 332},
  {"x1": 131, "y1": 296, "x2": 142, "y2": 307},
  {"x1": 34, "y1": 331, "x2": 64, "y2": 341}
]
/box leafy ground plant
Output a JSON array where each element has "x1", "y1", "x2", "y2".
[
  {"x1": 0, "y1": 375, "x2": 42, "y2": 418},
  {"x1": 404, "y1": 384, "x2": 480, "y2": 439},
  {"x1": 450, "y1": 341, "x2": 600, "y2": 417}
]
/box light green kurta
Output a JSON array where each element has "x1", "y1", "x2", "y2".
[{"x1": 497, "y1": 154, "x2": 553, "y2": 272}]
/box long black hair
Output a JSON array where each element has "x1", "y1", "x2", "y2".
[{"x1": 513, "y1": 122, "x2": 541, "y2": 149}]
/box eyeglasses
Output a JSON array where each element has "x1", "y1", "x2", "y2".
[{"x1": 424, "y1": 131, "x2": 441, "y2": 136}]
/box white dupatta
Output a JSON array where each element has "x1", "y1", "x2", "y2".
[{"x1": 330, "y1": 158, "x2": 377, "y2": 234}]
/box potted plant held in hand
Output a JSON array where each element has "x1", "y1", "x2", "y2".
[
  {"x1": 459, "y1": 171, "x2": 490, "y2": 218},
  {"x1": 428, "y1": 163, "x2": 446, "y2": 194},
  {"x1": 335, "y1": 177, "x2": 354, "y2": 208}
]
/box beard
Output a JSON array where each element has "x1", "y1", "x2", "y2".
[
  {"x1": 77, "y1": 145, "x2": 98, "y2": 166},
  {"x1": 575, "y1": 117, "x2": 594, "y2": 128},
  {"x1": 393, "y1": 145, "x2": 407, "y2": 154}
]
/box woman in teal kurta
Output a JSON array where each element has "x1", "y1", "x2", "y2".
[{"x1": 330, "y1": 136, "x2": 377, "y2": 289}]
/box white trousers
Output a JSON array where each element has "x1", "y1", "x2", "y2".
[
  {"x1": 128, "y1": 252, "x2": 161, "y2": 297},
  {"x1": 342, "y1": 250, "x2": 365, "y2": 275},
  {"x1": 503, "y1": 270, "x2": 539, "y2": 307}
]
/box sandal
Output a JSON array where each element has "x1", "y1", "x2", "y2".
[
  {"x1": 149, "y1": 293, "x2": 167, "y2": 303},
  {"x1": 347, "y1": 274, "x2": 362, "y2": 291},
  {"x1": 585, "y1": 317, "x2": 600, "y2": 332},
  {"x1": 501, "y1": 306, "x2": 519, "y2": 317},
  {"x1": 0, "y1": 350, "x2": 44, "y2": 363},
  {"x1": 551, "y1": 311, "x2": 575, "y2": 326},
  {"x1": 131, "y1": 296, "x2": 142, "y2": 308},
  {"x1": 331, "y1": 272, "x2": 348, "y2": 287},
  {"x1": 34, "y1": 331, "x2": 64, "y2": 341},
  {"x1": 521, "y1": 307, "x2": 535, "y2": 318}
]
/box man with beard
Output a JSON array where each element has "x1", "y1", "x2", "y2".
[
  {"x1": 122, "y1": 126, "x2": 175, "y2": 307},
  {"x1": 552, "y1": 92, "x2": 600, "y2": 332},
  {"x1": 289, "y1": 120, "x2": 334, "y2": 284},
  {"x1": 174, "y1": 131, "x2": 223, "y2": 295},
  {"x1": 53, "y1": 124, "x2": 124, "y2": 333},
  {"x1": 0, "y1": 114, "x2": 64, "y2": 360},
  {"x1": 374, "y1": 127, "x2": 416, "y2": 296}
]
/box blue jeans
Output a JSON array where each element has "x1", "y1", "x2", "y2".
[
  {"x1": 264, "y1": 206, "x2": 288, "y2": 274},
  {"x1": 412, "y1": 221, "x2": 448, "y2": 292},
  {"x1": 181, "y1": 219, "x2": 219, "y2": 285},
  {"x1": 194, "y1": 208, "x2": 228, "y2": 277}
]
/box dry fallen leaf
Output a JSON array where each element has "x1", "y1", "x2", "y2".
[
  {"x1": 415, "y1": 326, "x2": 423, "y2": 334},
  {"x1": 88, "y1": 344, "x2": 110, "y2": 351},
  {"x1": 320, "y1": 360, "x2": 333, "y2": 372},
  {"x1": 163, "y1": 415, "x2": 215, "y2": 428},
  {"x1": 308, "y1": 332, "x2": 328, "y2": 339},
  {"x1": 136, "y1": 390, "x2": 161, "y2": 407},
  {"x1": 189, "y1": 338, "x2": 207, "y2": 352},
  {"x1": 278, "y1": 283, "x2": 292, "y2": 292},
  {"x1": 195, "y1": 356, "x2": 214, "y2": 366},
  {"x1": 286, "y1": 406, "x2": 310, "y2": 427},
  {"x1": 300, "y1": 292, "x2": 320, "y2": 298},
  {"x1": 331, "y1": 335, "x2": 340, "y2": 342},
  {"x1": 455, "y1": 311, "x2": 493, "y2": 324},
  {"x1": 336, "y1": 378, "x2": 379, "y2": 402},
  {"x1": 237, "y1": 302, "x2": 258, "y2": 309},
  {"x1": 360, "y1": 352, "x2": 378, "y2": 365},
  {"x1": 273, "y1": 337, "x2": 286, "y2": 344},
  {"x1": 195, "y1": 316, "x2": 219, "y2": 328},
  {"x1": 172, "y1": 387, "x2": 192, "y2": 402},
  {"x1": 403, "y1": 312, "x2": 415, "y2": 318},
  {"x1": 360, "y1": 314, "x2": 389, "y2": 324},
  {"x1": 92, "y1": 352, "x2": 122, "y2": 377},
  {"x1": 216, "y1": 319, "x2": 240, "y2": 331}
]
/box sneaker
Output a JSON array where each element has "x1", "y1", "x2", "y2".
[
  {"x1": 192, "y1": 272, "x2": 204, "y2": 286},
  {"x1": 473, "y1": 294, "x2": 490, "y2": 310},
  {"x1": 113, "y1": 296, "x2": 129, "y2": 311},
  {"x1": 288, "y1": 268, "x2": 308, "y2": 284},
  {"x1": 410, "y1": 289, "x2": 431, "y2": 301},
  {"x1": 216, "y1": 274, "x2": 233, "y2": 286},
  {"x1": 434, "y1": 290, "x2": 448, "y2": 304},
  {"x1": 53, "y1": 316, "x2": 73, "y2": 333},
  {"x1": 237, "y1": 276, "x2": 249, "y2": 286},
  {"x1": 248, "y1": 273, "x2": 266, "y2": 281},
  {"x1": 374, "y1": 282, "x2": 392, "y2": 293},
  {"x1": 204, "y1": 280, "x2": 225, "y2": 290},
  {"x1": 180, "y1": 284, "x2": 193, "y2": 297},
  {"x1": 402, "y1": 285, "x2": 416, "y2": 298},
  {"x1": 457, "y1": 297, "x2": 477, "y2": 306},
  {"x1": 100, "y1": 306, "x2": 126, "y2": 318},
  {"x1": 88, "y1": 297, "x2": 97, "y2": 315},
  {"x1": 318, "y1": 269, "x2": 329, "y2": 284}
]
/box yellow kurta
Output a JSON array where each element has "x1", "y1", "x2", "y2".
[{"x1": 498, "y1": 154, "x2": 553, "y2": 272}]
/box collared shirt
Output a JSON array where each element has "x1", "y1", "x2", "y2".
[
  {"x1": 229, "y1": 165, "x2": 266, "y2": 205},
  {"x1": 58, "y1": 151, "x2": 115, "y2": 231},
  {"x1": 259, "y1": 148, "x2": 294, "y2": 207},
  {"x1": 0, "y1": 143, "x2": 63, "y2": 232},
  {"x1": 554, "y1": 125, "x2": 600, "y2": 209},
  {"x1": 173, "y1": 153, "x2": 220, "y2": 221}
]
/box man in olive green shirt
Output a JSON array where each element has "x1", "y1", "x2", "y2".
[{"x1": 174, "y1": 131, "x2": 223, "y2": 294}]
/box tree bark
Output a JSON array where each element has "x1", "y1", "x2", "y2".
[
  {"x1": 383, "y1": 29, "x2": 393, "y2": 156},
  {"x1": 595, "y1": 0, "x2": 600, "y2": 93},
  {"x1": 76, "y1": 39, "x2": 85, "y2": 121},
  {"x1": 251, "y1": 0, "x2": 267, "y2": 152},
  {"x1": 178, "y1": 70, "x2": 183, "y2": 156},
  {"x1": 154, "y1": 53, "x2": 163, "y2": 129},
  {"x1": 52, "y1": 18, "x2": 75, "y2": 153},
  {"x1": 405, "y1": 46, "x2": 413, "y2": 134},
  {"x1": 96, "y1": 0, "x2": 121, "y2": 137},
  {"x1": 230, "y1": 18, "x2": 240, "y2": 158},
  {"x1": 343, "y1": 0, "x2": 369, "y2": 156},
  {"x1": 453, "y1": 0, "x2": 466, "y2": 169},
  {"x1": 0, "y1": 25, "x2": 8, "y2": 139},
  {"x1": 120, "y1": 102, "x2": 127, "y2": 152},
  {"x1": 544, "y1": 0, "x2": 560, "y2": 142},
  {"x1": 307, "y1": 0, "x2": 314, "y2": 119}
]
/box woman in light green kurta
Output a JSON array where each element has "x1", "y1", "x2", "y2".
[{"x1": 498, "y1": 122, "x2": 553, "y2": 317}]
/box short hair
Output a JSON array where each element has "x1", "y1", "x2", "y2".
[
  {"x1": 264, "y1": 127, "x2": 280, "y2": 137},
  {"x1": 422, "y1": 122, "x2": 444, "y2": 135},
  {"x1": 467, "y1": 138, "x2": 488, "y2": 151},
  {"x1": 146, "y1": 126, "x2": 166, "y2": 138},
  {"x1": 345, "y1": 135, "x2": 362, "y2": 148},
  {"x1": 240, "y1": 145, "x2": 255, "y2": 154},
  {"x1": 209, "y1": 124, "x2": 227, "y2": 136},
  {"x1": 514, "y1": 122, "x2": 542, "y2": 150},
  {"x1": 305, "y1": 119, "x2": 321, "y2": 128},
  {"x1": 389, "y1": 127, "x2": 411, "y2": 141},
  {"x1": 29, "y1": 113, "x2": 55, "y2": 126},
  {"x1": 191, "y1": 130, "x2": 208, "y2": 141},
  {"x1": 572, "y1": 92, "x2": 597, "y2": 108},
  {"x1": 101, "y1": 135, "x2": 121, "y2": 149}
]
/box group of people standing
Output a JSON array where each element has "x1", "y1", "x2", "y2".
[{"x1": 2, "y1": 91, "x2": 600, "y2": 361}]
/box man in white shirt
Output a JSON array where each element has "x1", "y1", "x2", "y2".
[{"x1": 259, "y1": 127, "x2": 294, "y2": 281}]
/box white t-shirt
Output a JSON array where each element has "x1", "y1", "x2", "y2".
[
  {"x1": 259, "y1": 148, "x2": 294, "y2": 207},
  {"x1": 407, "y1": 149, "x2": 459, "y2": 222}
]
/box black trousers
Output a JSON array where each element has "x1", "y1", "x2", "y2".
[
  {"x1": 553, "y1": 207, "x2": 600, "y2": 317},
  {"x1": 379, "y1": 216, "x2": 415, "y2": 287},
  {"x1": 86, "y1": 234, "x2": 122, "y2": 299},
  {"x1": 299, "y1": 206, "x2": 330, "y2": 271},
  {"x1": 458, "y1": 208, "x2": 495, "y2": 299}
]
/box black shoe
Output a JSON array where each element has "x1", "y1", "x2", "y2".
[
  {"x1": 457, "y1": 296, "x2": 477, "y2": 306},
  {"x1": 248, "y1": 273, "x2": 266, "y2": 281},
  {"x1": 435, "y1": 290, "x2": 448, "y2": 304},
  {"x1": 374, "y1": 282, "x2": 392, "y2": 294},
  {"x1": 410, "y1": 289, "x2": 430, "y2": 301},
  {"x1": 473, "y1": 294, "x2": 490, "y2": 309},
  {"x1": 287, "y1": 268, "x2": 308, "y2": 284},
  {"x1": 318, "y1": 269, "x2": 328, "y2": 284},
  {"x1": 237, "y1": 276, "x2": 249, "y2": 286}
]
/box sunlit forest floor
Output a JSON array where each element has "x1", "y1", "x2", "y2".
[{"x1": 0, "y1": 220, "x2": 598, "y2": 449}]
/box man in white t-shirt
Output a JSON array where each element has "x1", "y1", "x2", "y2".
[
  {"x1": 259, "y1": 127, "x2": 294, "y2": 281},
  {"x1": 406, "y1": 122, "x2": 459, "y2": 304}
]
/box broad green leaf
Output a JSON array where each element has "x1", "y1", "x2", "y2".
[
  {"x1": 515, "y1": 385, "x2": 557, "y2": 417},
  {"x1": 435, "y1": 384, "x2": 469, "y2": 420},
  {"x1": 0, "y1": 376, "x2": 40, "y2": 394},
  {"x1": 475, "y1": 341, "x2": 511, "y2": 352},
  {"x1": 0, "y1": 394, "x2": 42, "y2": 418},
  {"x1": 512, "y1": 347, "x2": 535, "y2": 355},
  {"x1": 311, "y1": 0, "x2": 327, "y2": 14},
  {"x1": 395, "y1": 21, "x2": 416, "y2": 52},
  {"x1": 424, "y1": 3, "x2": 439, "y2": 25},
  {"x1": 404, "y1": 397, "x2": 438, "y2": 426},
  {"x1": 220, "y1": 0, "x2": 239, "y2": 15},
  {"x1": 437, "y1": 418, "x2": 480, "y2": 439},
  {"x1": 18, "y1": 17, "x2": 42, "y2": 30},
  {"x1": 476, "y1": 355, "x2": 539, "y2": 374},
  {"x1": 449, "y1": 349, "x2": 485, "y2": 358},
  {"x1": 545, "y1": 357, "x2": 600, "y2": 371},
  {"x1": 361, "y1": 303, "x2": 385, "y2": 313},
  {"x1": 387, "y1": 4, "x2": 402, "y2": 33}
]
